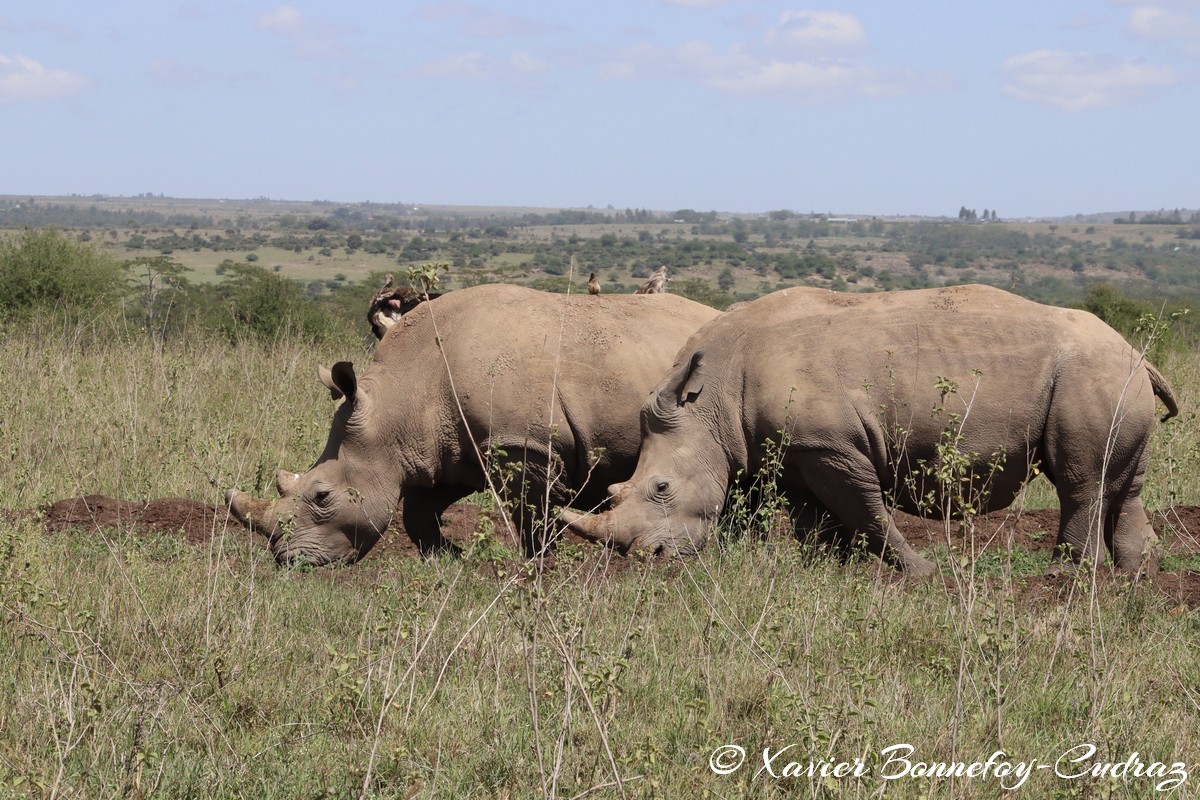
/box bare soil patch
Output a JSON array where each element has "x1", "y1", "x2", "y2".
[
  {"x1": 897, "y1": 506, "x2": 1200, "y2": 609},
  {"x1": 34, "y1": 494, "x2": 246, "y2": 545}
]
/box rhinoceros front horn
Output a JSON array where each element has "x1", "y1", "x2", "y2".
[
  {"x1": 225, "y1": 489, "x2": 271, "y2": 537},
  {"x1": 559, "y1": 508, "x2": 630, "y2": 549}
]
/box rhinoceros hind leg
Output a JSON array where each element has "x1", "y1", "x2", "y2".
[
  {"x1": 402, "y1": 486, "x2": 469, "y2": 556},
  {"x1": 1108, "y1": 495, "x2": 1162, "y2": 577},
  {"x1": 1049, "y1": 492, "x2": 1161, "y2": 578}
]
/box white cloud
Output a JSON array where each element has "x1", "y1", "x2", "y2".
[
  {"x1": 415, "y1": 7, "x2": 931, "y2": 101},
  {"x1": 600, "y1": 15, "x2": 941, "y2": 103},
  {"x1": 1126, "y1": 5, "x2": 1200, "y2": 51},
  {"x1": 708, "y1": 59, "x2": 863, "y2": 97},
  {"x1": 257, "y1": 4, "x2": 360, "y2": 70},
  {"x1": 176, "y1": 4, "x2": 207, "y2": 20},
  {"x1": 258, "y1": 5, "x2": 307, "y2": 37},
  {"x1": 765, "y1": 10, "x2": 866, "y2": 56},
  {"x1": 1003, "y1": 49, "x2": 1177, "y2": 111},
  {"x1": 0, "y1": 53, "x2": 91, "y2": 104}
]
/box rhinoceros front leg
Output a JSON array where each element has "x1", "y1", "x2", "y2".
[
  {"x1": 493, "y1": 448, "x2": 570, "y2": 558},
  {"x1": 795, "y1": 450, "x2": 938, "y2": 578},
  {"x1": 402, "y1": 486, "x2": 469, "y2": 556},
  {"x1": 784, "y1": 488, "x2": 852, "y2": 554}
]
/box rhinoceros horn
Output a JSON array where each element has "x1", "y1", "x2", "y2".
[
  {"x1": 225, "y1": 489, "x2": 272, "y2": 537},
  {"x1": 559, "y1": 508, "x2": 635, "y2": 550}
]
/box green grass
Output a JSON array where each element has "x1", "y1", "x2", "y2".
[
  {"x1": 1, "y1": 319, "x2": 1198, "y2": 798},
  {"x1": 111, "y1": 242, "x2": 399, "y2": 286}
]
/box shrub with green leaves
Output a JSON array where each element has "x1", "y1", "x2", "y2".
[
  {"x1": 213, "y1": 263, "x2": 340, "y2": 343},
  {"x1": 0, "y1": 228, "x2": 126, "y2": 320}
]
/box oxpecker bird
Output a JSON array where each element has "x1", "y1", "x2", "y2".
[{"x1": 635, "y1": 265, "x2": 668, "y2": 294}]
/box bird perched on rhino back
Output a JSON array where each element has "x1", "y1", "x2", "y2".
[
  {"x1": 635, "y1": 265, "x2": 668, "y2": 294},
  {"x1": 587, "y1": 272, "x2": 601, "y2": 295},
  {"x1": 367, "y1": 273, "x2": 441, "y2": 340}
]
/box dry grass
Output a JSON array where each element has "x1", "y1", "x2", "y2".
[{"x1": 1, "y1": 320, "x2": 1198, "y2": 798}]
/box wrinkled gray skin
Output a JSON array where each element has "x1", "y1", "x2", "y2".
[
  {"x1": 561, "y1": 284, "x2": 1178, "y2": 577},
  {"x1": 226, "y1": 284, "x2": 719, "y2": 566}
]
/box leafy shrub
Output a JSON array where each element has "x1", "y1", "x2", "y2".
[
  {"x1": 214, "y1": 264, "x2": 335, "y2": 342},
  {"x1": 1080, "y1": 283, "x2": 1194, "y2": 360},
  {"x1": 0, "y1": 228, "x2": 126, "y2": 319}
]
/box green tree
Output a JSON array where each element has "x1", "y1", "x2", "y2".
[
  {"x1": 672, "y1": 278, "x2": 734, "y2": 310},
  {"x1": 717, "y1": 267, "x2": 736, "y2": 292},
  {"x1": 124, "y1": 255, "x2": 191, "y2": 342},
  {"x1": 215, "y1": 263, "x2": 331, "y2": 342},
  {"x1": 0, "y1": 227, "x2": 126, "y2": 319}
]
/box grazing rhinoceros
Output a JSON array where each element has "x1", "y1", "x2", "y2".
[
  {"x1": 226, "y1": 284, "x2": 720, "y2": 566},
  {"x1": 560, "y1": 284, "x2": 1178, "y2": 577}
]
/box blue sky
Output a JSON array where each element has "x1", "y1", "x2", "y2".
[{"x1": 2, "y1": 1, "x2": 1197, "y2": 217}]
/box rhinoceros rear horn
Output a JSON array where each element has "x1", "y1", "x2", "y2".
[{"x1": 317, "y1": 362, "x2": 358, "y2": 402}]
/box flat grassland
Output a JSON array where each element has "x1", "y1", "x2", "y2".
[
  {"x1": 1, "y1": 316, "x2": 1199, "y2": 799},
  {"x1": 6, "y1": 195, "x2": 1200, "y2": 306}
]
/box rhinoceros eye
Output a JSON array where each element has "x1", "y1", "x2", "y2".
[
  {"x1": 654, "y1": 479, "x2": 671, "y2": 494},
  {"x1": 311, "y1": 489, "x2": 332, "y2": 506}
]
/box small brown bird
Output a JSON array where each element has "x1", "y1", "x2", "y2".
[
  {"x1": 587, "y1": 272, "x2": 601, "y2": 295},
  {"x1": 635, "y1": 265, "x2": 668, "y2": 295}
]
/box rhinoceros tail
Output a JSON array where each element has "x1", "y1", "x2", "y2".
[{"x1": 1146, "y1": 360, "x2": 1179, "y2": 423}]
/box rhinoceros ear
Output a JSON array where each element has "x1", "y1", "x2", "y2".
[
  {"x1": 317, "y1": 362, "x2": 358, "y2": 402},
  {"x1": 317, "y1": 365, "x2": 343, "y2": 401},
  {"x1": 330, "y1": 361, "x2": 358, "y2": 402},
  {"x1": 677, "y1": 350, "x2": 705, "y2": 405}
]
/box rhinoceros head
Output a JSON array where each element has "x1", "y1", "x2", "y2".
[
  {"x1": 560, "y1": 351, "x2": 732, "y2": 555},
  {"x1": 226, "y1": 362, "x2": 401, "y2": 566}
]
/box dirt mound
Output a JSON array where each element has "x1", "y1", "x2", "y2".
[
  {"x1": 896, "y1": 506, "x2": 1200, "y2": 559},
  {"x1": 368, "y1": 502, "x2": 510, "y2": 557},
  {"x1": 19, "y1": 494, "x2": 519, "y2": 554},
  {"x1": 897, "y1": 507, "x2": 1200, "y2": 608},
  {"x1": 39, "y1": 494, "x2": 243, "y2": 545}
]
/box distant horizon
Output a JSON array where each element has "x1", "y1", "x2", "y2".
[{"x1": 4, "y1": 191, "x2": 1197, "y2": 224}]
